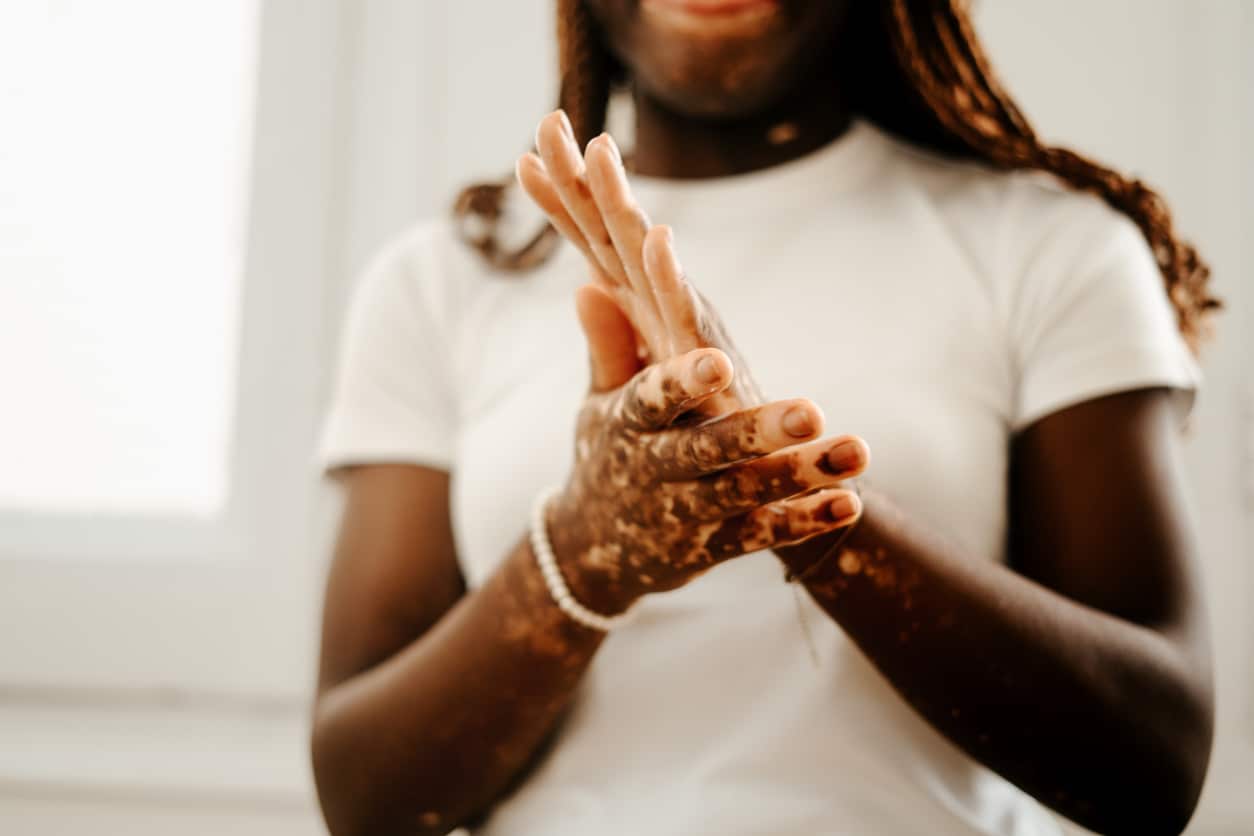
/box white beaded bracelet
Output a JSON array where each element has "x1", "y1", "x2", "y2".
[{"x1": 530, "y1": 486, "x2": 636, "y2": 632}]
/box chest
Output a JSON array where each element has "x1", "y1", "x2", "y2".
[{"x1": 448, "y1": 223, "x2": 1015, "y2": 588}]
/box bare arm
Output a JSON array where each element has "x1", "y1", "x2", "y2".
[
  {"x1": 312, "y1": 464, "x2": 608, "y2": 836},
  {"x1": 776, "y1": 389, "x2": 1212, "y2": 835}
]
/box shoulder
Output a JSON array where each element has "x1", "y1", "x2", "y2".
[
  {"x1": 350, "y1": 191, "x2": 574, "y2": 314},
  {"x1": 350, "y1": 216, "x2": 488, "y2": 313},
  {"x1": 871, "y1": 125, "x2": 1150, "y2": 280},
  {"x1": 345, "y1": 212, "x2": 532, "y2": 342},
  {"x1": 337, "y1": 206, "x2": 587, "y2": 379},
  {"x1": 866, "y1": 127, "x2": 1192, "y2": 398}
]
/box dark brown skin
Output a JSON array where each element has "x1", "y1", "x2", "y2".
[
  {"x1": 314, "y1": 2, "x2": 1213, "y2": 834},
  {"x1": 775, "y1": 390, "x2": 1212, "y2": 836},
  {"x1": 592, "y1": 0, "x2": 853, "y2": 146}
]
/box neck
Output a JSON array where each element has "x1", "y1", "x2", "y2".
[{"x1": 629, "y1": 70, "x2": 851, "y2": 180}]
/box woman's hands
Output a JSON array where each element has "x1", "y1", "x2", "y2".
[
  {"x1": 520, "y1": 109, "x2": 870, "y2": 594},
  {"x1": 517, "y1": 110, "x2": 758, "y2": 413},
  {"x1": 550, "y1": 286, "x2": 866, "y2": 615}
]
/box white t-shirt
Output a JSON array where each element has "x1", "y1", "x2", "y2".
[{"x1": 317, "y1": 120, "x2": 1198, "y2": 835}]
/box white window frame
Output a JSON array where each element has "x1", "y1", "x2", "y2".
[
  {"x1": 0, "y1": 0, "x2": 345, "y2": 701},
  {"x1": 0, "y1": 2, "x2": 447, "y2": 817}
]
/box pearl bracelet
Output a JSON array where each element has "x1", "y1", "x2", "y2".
[{"x1": 530, "y1": 486, "x2": 636, "y2": 632}]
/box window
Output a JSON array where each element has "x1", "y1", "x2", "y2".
[
  {"x1": 0, "y1": 3, "x2": 379, "y2": 823},
  {"x1": 0, "y1": 1, "x2": 259, "y2": 517},
  {"x1": 0, "y1": 0, "x2": 338, "y2": 698}
]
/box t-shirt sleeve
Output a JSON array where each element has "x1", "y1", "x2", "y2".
[
  {"x1": 1009, "y1": 197, "x2": 1201, "y2": 432},
  {"x1": 316, "y1": 226, "x2": 458, "y2": 475}
]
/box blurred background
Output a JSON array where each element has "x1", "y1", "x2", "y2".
[{"x1": 0, "y1": 1, "x2": 1249, "y2": 834}]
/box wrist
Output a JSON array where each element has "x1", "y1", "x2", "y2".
[{"x1": 543, "y1": 497, "x2": 641, "y2": 618}]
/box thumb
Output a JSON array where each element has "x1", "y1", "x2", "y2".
[{"x1": 575, "y1": 284, "x2": 641, "y2": 392}]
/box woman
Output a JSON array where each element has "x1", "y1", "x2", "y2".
[{"x1": 311, "y1": 1, "x2": 1217, "y2": 834}]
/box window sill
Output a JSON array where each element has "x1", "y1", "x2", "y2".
[{"x1": 0, "y1": 696, "x2": 314, "y2": 811}]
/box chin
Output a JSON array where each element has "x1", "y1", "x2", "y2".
[
  {"x1": 592, "y1": 0, "x2": 848, "y2": 121},
  {"x1": 630, "y1": 42, "x2": 794, "y2": 120}
]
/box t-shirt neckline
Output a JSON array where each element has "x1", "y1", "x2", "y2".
[{"x1": 627, "y1": 118, "x2": 887, "y2": 219}]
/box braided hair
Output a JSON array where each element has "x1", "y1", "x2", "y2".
[{"x1": 453, "y1": 0, "x2": 1217, "y2": 351}]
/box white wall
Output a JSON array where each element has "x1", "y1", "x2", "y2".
[
  {"x1": 976, "y1": 3, "x2": 1254, "y2": 832},
  {"x1": 3, "y1": 2, "x2": 1248, "y2": 834}
]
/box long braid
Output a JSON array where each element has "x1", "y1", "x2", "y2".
[
  {"x1": 452, "y1": 0, "x2": 612, "y2": 271},
  {"x1": 886, "y1": 0, "x2": 1217, "y2": 350},
  {"x1": 556, "y1": 0, "x2": 615, "y2": 150},
  {"x1": 452, "y1": 0, "x2": 1216, "y2": 351}
]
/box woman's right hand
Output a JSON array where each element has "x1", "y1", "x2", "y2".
[
  {"x1": 547, "y1": 287, "x2": 868, "y2": 616},
  {"x1": 518, "y1": 110, "x2": 761, "y2": 413}
]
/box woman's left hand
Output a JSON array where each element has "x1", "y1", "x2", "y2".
[{"x1": 517, "y1": 110, "x2": 760, "y2": 414}]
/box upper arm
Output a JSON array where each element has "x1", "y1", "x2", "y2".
[
  {"x1": 1008, "y1": 387, "x2": 1205, "y2": 645},
  {"x1": 316, "y1": 464, "x2": 465, "y2": 695},
  {"x1": 313, "y1": 226, "x2": 466, "y2": 695},
  {"x1": 1002, "y1": 185, "x2": 1206, "y2": 647}
]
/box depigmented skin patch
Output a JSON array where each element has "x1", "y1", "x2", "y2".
[
  {"x1": 838, "y1": 550, "x2": 863, "y2": 575},
  {"x1": 546, "y1": 354, "x2": 864, "y2": 614}
]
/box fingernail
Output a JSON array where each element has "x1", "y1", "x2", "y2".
[
  {"x1": 826, "y1": 439, "x2": 864, "y2": 473},
  {"x1": 829, "y1": 492, "x2": 861, "y2": 522},
  {"x1": 782, "y1": 407, "x2": 814, "y2": 438},
  {"x1": 558, "y1": 110, "x2": 574, "y2": 140},
  {"x1": 695, "y1": 354, "x2": 722, "y2": 384}
]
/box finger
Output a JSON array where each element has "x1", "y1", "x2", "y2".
[
  {"x1": 576, "y1": 284, "x2": 641, "y2": 392},
  {"x1": 703, "y1": 487, "x2": 863, "y2": 563},
  {"x1": 669, "y1": 434, "x2": 871, "y2": 521},
  {"x1": 584, "y1": 134, "x2": 667, "y2": 345},
  {"x1": 617, "y1": 348, "x2": 733, "y2": 432},
  {"x1": 641, "y1": 225, "x2": 741, "y2": 416},
  {"x1": 518, "y1": 150, "x2": 660, "y2": 344},
  {"x1": 643, "y1": 398, "x2": 825, "y2": 479},
  {"x1": 643, "y1": 225, "x2": 702, "y2": 354},
  {"x1": 535, "y1": 111, "x2": 628, "y2": 287},
  {"x1": 515, "y1": 154, "x2": 602, "y2": 272}
]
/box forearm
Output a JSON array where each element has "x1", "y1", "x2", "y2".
[
  {"x1": 312, "y1": 538, "x2": 604, "y2": 836},
  {"x1": 778, "y1": 489, "x2": 1212, "y2": 835}
]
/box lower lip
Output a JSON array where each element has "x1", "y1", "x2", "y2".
[{"x1": 643, "y1": 0, "x2": 779, "y2": 17}]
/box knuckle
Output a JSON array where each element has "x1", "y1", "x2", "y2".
[
  {"x1": 771, "y1": 508, "x2": 798, "y2": 544},
  {"x1": 658, "y1": 367, "x2": 693, "y2": 406},
  {"x1": 614, "y1": 384, "x2": 641, "y2": 425},
  {"x1": 549, "y1": 161, "x2": 577, "y2": 186},
  {"x1": 620, "y1": 383, "x2": 664, "y2": 429},
  {"x1": 680, "y1": 430, "x2": 723, "y2": 471},
  {"x1": 722, "y1": 413, "x2": 762, "y2": 459},
  {"x1": 592, "y1": 232, "x2": 618, "y2": 253},
  {"x1": 705, "y1": 534, "x2": 741, "y2": 564},
  {"x1": 743, "y1": 512, "x2": 776, "y2": 551},
  {"x1": 604, "y1": 188, "x2": 633, "y2": 214},
  {"x1": 642, "y1": 431, "x2": 674, "y2": 468},
  {"x1": 659, "y1": 484, "x2": 697, "y2": 522},
  {"x1": 720, "y1": 468, "x2": 760, "y2": 509},
  {"x1": 625, "y1": 206, "x2": 649, "y2": 234}
]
